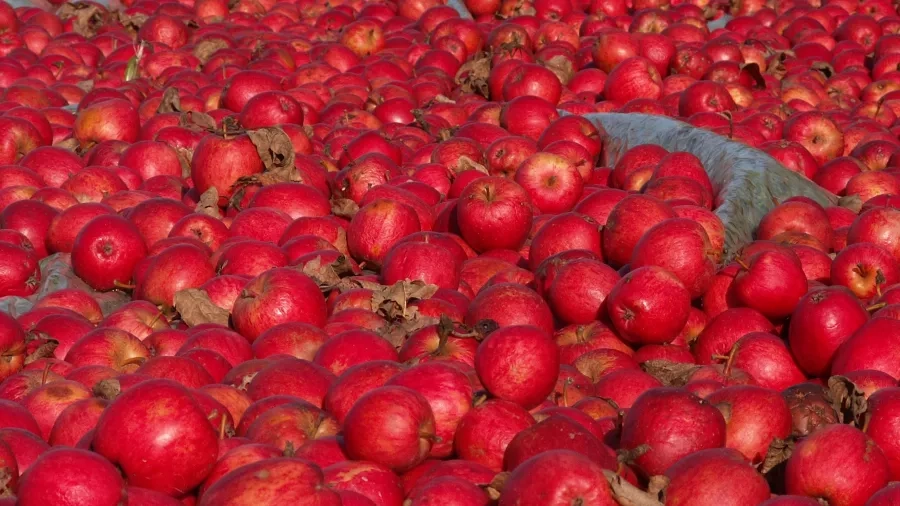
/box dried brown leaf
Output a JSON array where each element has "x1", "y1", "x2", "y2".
[
  {"x1": 482, "y1": 472, "x2": 510, "y2": 501},
  {"x1": 57, "y1": 3, "x2": 106, "y2": 38},
  {"x1": 646, "y1": 476, "x2": 670, "y2": 498},
  {"x1": 300, "y1": 255, "x2": 353, "y2": 290},
  {"x1": 157, "y1": 88, "x2": 182, "y2": 114},
  {"x1": 179, "y1": 111, "x2": 218, "y2": 132},
  {"x1": 760, "y1": 437, "x2": 794, "y2": 474},
  {"x1": 174, "y1": 288, "x2": 230, "y2": 327},
  {"x1": 372, "y1": 280, "x2": 440, "y2": 321},
  {"x1": 378, "y1": 312, "x2": 440, "y2": 349},
  {"x1": 331, "y1": 198, "x2": 360, "y2": 219},
  {"x1": 195, "y1": 188, "x2": 223, "y2": 219},
  {"x1": 640, "y1": 360, "x2": 700, "y2": 387},
  {"x1": 456, "y1": 155, "x2": 489, "y2": 175},
  {"x1": 175, "y1": 147, "x2": 193, "y2": 179},
  {"x1": 617, "y1": 444, "x2": 650, "y2": 465},
  {"x1": 603, "y1": 469, "x2": 664, "y2": 506},
  {"x1": 454, "y1": 52, "x2": 492, "y2": 98},
  {"x1": 117, "y1": 11, "x2": 148, "y2": 33},
  {"x1": 193, "y1": 38, "x2": 230, "y2": 64},
  {"x1": 541, "y1": 54, "x2": 575, "y2": 85},
  {"x1": 24, "y1": 340, "x2": 58, "y2": 365},
  {"x1": 827, "y1": 375, "x2": 868, "y2": 427},
  {"x1": 246, "y1": 127, "x2": 296, "y2": 180}
]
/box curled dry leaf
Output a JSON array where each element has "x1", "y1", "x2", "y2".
[
  {"x1": 371, "y1": 280, "x2": 440, "y2": 321},
  {"x1": 378, "y1": 312, "x2": 440, "y2": 350},
  {"x1": 482, "y1": 472, "x2": 511, "y2": 501},
  {"x1": 179, "y1": 110, "x2": 218, "y2": 133},
  {"x1": 334, "y1": 279, "x2": 441, "y2": 347},
  {"x1": 541, "y1": 54, "x2": 576, "y2": 85},
  {"x1": 640, "y1": 360, "x2": 701, "y2": 387},
  {"x1": 765, "y1": 50, "x2": 795, "y2": 81},
  {"x1": 300, "y1": 254, "x2": 355, "y2": 290},
  {"x1": 0, "y1": 467, "x2": 13, "y2": 498},
  {"x1": 175, "y1": 147, "x2": 192, "y2": 179},
  {"x1": 116, "y1": 11, "x2": 148, "y2": 33},
  {"x1": 827, "y1": 375, "x2": 868, "y2": 427},
  {"x1": 157, "y1": 88, "x2": 182, "y2": 114},
  {"x1": 56, "y1": 3, "x2": 107, "y2": 38},
  {"x1": 617, "y1": 444, "x2": 651, "y2": 466},
  {"x1": 760, "y1": 437, "x2": 794, "y2": 475},
  {"x1": 228, "y1": 128, "x2": 299, "y2": 205},
  {"x1": 195, "y1": 188, "x2": 223, "y2": 219},
  {"x1": 454, "y1": 52, "x2": 492, "y2": 98},
  {"x1": 193, "y1": 38, "x2": 230, "y2": 63},
  {"x1": 456, "y1": 155, "x2": 489, "y2": 175},
  {"x1": 330, "y1": 198, "x2": 360, "y2": 219},
  {"x1": 173, "y1": 288, "x2": 231, "y2": 328},
  {"x1": 247, "y1": 127, "x2": 296, "y2": 177},
  {"x1": 646, "y1": 476, "x2": 670, "y2": 498},
  {"x1": 24, "y1": 339, "x2": 59, "y2": 365},
  {"x1": 603, "y1": 469, "x2": 664, "y2": 506}
]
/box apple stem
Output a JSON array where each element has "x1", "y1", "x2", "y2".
[
  {"x1": 147, "y1": 311, "x2": 164, "y2": 330},
  {"x1": 734, "y1": 257, "x2": 750, "y2": 271},
  {"x1": 560, "y1": 378, "x2": 571, "y2": 407},
  {"x1": 113, "y1": 280, "x2": 136, "y2": 290},
  {"x1": 722, "y1": 342, "x2": 740, "y2": 377},
  {"x1": 219, "y1": 415, "x2": 227, "y2": 440},
  {"x1": 867, "y1": 302, "x2": 887, "y2": 312},
  {"x1": 120, "y1": 356, "x2": 147, "y2": 368},
  {"x1": 41, "y1": 361, "x2": 51, "y2": 385}
]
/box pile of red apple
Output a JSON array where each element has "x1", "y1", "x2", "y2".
[{"x1": 1, "y1": 0, "x2": 900, "y2": 504}]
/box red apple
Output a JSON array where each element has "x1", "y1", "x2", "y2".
[
  {"x1": 17, "y1": 448, "x2": 126, "y2": 506},
  {"x1": 514, "y1": 152, "x2": 584, "y2": 214},
  {"x1": 664, "y1": 448, "x2": 770, "y2": 506},
  {"x1": 93, "y1": 379, "x2": 219, "y2": 496},
  {"x1": 475, "y1": 325, "x2": 558, "y2": 410},
  {"x1": 342, "y1": 385, "x2": 436, "y2": 472},
  {"x1": 232, "y1": 268, "x2": 327, "y2": 342},
  {"x1": 456, "y1": 177, "x2": 533, "y2": 253},
  {"x1": 785, "y1": 424, "x2": 889, "y2": 506},
  {"x1": 619, "y1": 387, "x2": 726, "y2": 477},
  {"x1": 607, "y1": 266, "x2": 691, "y2": 345}
]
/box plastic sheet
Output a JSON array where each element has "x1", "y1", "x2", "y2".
[
  {"x1": 446, "y1": 0, "x2": 840, "y2": 262},
  {"x1": 0, "y1": 254, "x2": 131, "y2": 318},
  {"x1": 580, "y1": 113, "x2": 839, "y2": 260}
]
